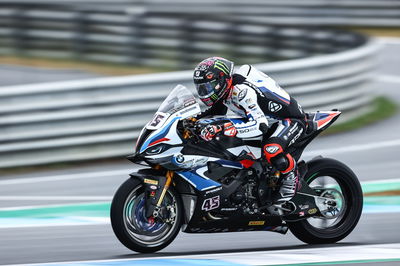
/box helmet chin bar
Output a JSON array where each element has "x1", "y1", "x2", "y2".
[{"x1": 201, "y1": 96, "x2": 214, "y2": 107}]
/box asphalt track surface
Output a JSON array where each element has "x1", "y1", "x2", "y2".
[{"x1": 0, "y1": 37, "x2": 399, "y2": 265}]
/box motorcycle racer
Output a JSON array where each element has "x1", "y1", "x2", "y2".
[{"x1": 193, "y1": 57, "x2": 307, "y2": 204}]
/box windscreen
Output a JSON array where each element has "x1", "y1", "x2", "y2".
[
  {"x1": 146, "y1": 85, "x2": 200, "y2": 130},
  {"x1": 157, "y1": 84, "x2": 198, "y2": 115}
]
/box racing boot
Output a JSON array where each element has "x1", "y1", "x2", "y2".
[{"x1": 276, "y1": 169, "x2": 299, "y2": 203}]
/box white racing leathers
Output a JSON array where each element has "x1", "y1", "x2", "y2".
[{"x1": 197, "y1": 65, "x2": 307, "y2": 202}]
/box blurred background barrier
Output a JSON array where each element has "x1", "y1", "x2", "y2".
[
  {"x1": 0, "y1": 1, "x2": 380, "y2": 68},
  {"x1": 0, "y1": 0, "x2": 384, "y2": 167},
  {"x1": 0, "y1": 39, "x2": 380, "y2": 168},
  {"x1": 1, "y1": 0, "x2": 400, "y2": 27}
]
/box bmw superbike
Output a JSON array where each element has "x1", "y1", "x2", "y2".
[{"x1": 110, "y1": 85, "x2": 363, "y2": 253}]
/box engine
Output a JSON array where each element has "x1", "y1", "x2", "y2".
[
  {"x1": 215, "y1": 169, "x2": 262, "y2": 215},
  {"x1": 230, "y1": 178, "x2": 260, "y2": 215}
]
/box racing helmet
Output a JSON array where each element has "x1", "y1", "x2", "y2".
[{"x1": 193, "y1": 57, "x2": 234, "y2": 107}]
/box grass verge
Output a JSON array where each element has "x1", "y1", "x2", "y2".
[
  {"x1": 364, "y1": 190, "x2": 400, "y2": 197},
  {"x1": 324, "y1": 97, "x2": 397, "y2": 135},
  {"x1": 0, "y1": 55, "x2": 173, "y2": 76},
  {"x1": 340, "y1": 27, "x2": 400, "y2": 38}
]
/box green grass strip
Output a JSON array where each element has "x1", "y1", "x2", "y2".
[
  {"x1": 265, "y1": 257, "x2": 400, "y2": 266},
  {"x1": 342, "y1": 27, "x2": 400, "y2": 38},
  {"x1": 0, "y1": 202, "x2": 110, "y2": 218},
  {"x1": 362, "y1": 180, "x2": 400, "y2": 194},
  {"x1": 364, "y1": 196, "x2": 400, "y2": 205},
  {"x1": 324, "y1": 97, "x2": 397, "y2": 135}
]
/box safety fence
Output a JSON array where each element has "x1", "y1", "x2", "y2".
[
  {"x1": 1, "y1": 0, "x2": 399, "y2": 27},
  {"x1": 0, "y1": 6, "x2": 367, "y2": 68},
  {"x1": 0, "y1": 38, "x2": 380, "y2": 168}
]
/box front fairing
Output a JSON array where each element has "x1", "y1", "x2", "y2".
[{"x1": 133, "y1": 85, "x2": 201, "y2": 166}]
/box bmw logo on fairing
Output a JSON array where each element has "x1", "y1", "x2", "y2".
[{"x1": 176, "y1": 154, "x2": 185, "y2": 163}]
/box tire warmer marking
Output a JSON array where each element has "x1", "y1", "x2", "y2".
[
  {"x1": 157, "y1": 171, "x2": 173, "y2": 206},
  {"x1": 306, "y1": 172, "x2": 320, "y2": 183}
]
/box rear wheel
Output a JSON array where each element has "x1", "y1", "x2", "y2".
[
  {"x1": 110, "y1": 178, "x2": 183, "y2": 253},
  {"x1": 288, "y1": 158, "x2": 363, "y2": 244}
]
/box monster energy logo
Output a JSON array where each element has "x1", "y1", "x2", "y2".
[
  {"x1": 211, "y1": 93, "x2": 218, "y2": 100},
  {"x1": 214, "y1": 60, "x2": 229, "y2": 75}
]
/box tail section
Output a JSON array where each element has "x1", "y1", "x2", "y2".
[{"x1": 313, "y1": 111, "x2": 341, "y2": 130}]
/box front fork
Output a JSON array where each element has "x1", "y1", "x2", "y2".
[
  {"x1": 144, "y1": 170, "x2": 174, "y2": 220},
  {"x1": 156, "y1": 170, "x2": 173, "y2": 206}
]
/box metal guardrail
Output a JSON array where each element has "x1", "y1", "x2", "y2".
[
  {"x1": 0, "y1": 39, "x2": 380, "y2": 168},
  {"x1": 1, "y1": 0, "x2": 399, "y2": 27},
  {"x1": 0, "y1": 5, "x2": 369, "y2": 68}
]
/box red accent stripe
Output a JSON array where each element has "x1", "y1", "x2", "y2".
[
  {"x1": 280, "y1": 98, "x2": 290, "y2": 105},
  {"x1": 316, "y1": 112, "x2": 340, "y2": 129},
  {"x1": 240, "y1": 160, "x2": 254, "y2": 168},
  {"x1": 149, "y1": 137, "x2": 170, "y2": 147}
]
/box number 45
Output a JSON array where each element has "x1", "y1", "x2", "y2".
[{"x1": 201, "y1": 196, "x2": 220, "y2": 211}]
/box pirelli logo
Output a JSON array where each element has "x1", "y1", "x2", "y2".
[
  {"x1": 248, "y1": 221, "x2": 265, "y2": 226},
  {"x1": 144, "y1": 178, "x2": 158, "y2": 185}
]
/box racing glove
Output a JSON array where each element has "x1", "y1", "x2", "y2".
[
  {"x1": 200, "y1": 124, "x2": 222, "y2": 141},
  {"x1": 200, "y1": 122, "x2": 237, "y2": 141}
]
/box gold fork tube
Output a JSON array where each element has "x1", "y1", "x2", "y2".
[{"x1": 156, "y1": 170, "x2": 173, "y2": 206}]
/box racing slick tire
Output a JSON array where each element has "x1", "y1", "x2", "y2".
[{"x1": 288, "y1": 157, "x2": 363, "y2": 244}]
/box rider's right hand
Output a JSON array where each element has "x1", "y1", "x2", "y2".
[{"x1": 200, "y1": 124, "x2": 222, "y2": 141}]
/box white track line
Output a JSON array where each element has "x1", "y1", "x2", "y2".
[
  {"x1": 0, "y1": 201, "x2": 109, "y2": 211},
  {"x1": 378, "y1": 36, "x2": 400, "y2": 45},
  {"x1": 304, "y1": 138, "x2": 400, "y2": 157},
  {"x1": 0, "y1": 217, "x2": 110, "y2": 229},
  {"x1": 5, "y1": 243, "x2": 400, "y2": 266},
  {"x1": 0, "y1": 196, "x2": 112, "y2": 201}
]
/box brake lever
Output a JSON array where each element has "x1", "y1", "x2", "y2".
[{"x1": 181, "y1": 118, "x2": 201, "y2": 141}]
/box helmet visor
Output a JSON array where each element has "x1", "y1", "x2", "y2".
[
  {"x1": 196, "y1": 80, "x2": 219, "y2": 97},
  {"x1": 196, "y1": 80, "x2": 219, "y2": 107}
]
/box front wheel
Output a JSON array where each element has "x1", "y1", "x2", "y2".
[
  {"x1": 110, "y1": 178, "x2": 183, "y2": 253},
  {"x1": 288, "y1": 158, "x2": 363, "y2": 244}
]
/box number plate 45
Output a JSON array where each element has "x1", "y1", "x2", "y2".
[{"x1": 201, "y1": 196, "x2": 220, "y2": 211}]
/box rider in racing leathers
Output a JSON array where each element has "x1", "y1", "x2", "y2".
[{"x1": 193, "y1": 57, "x2": 307, "y2": 204}]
